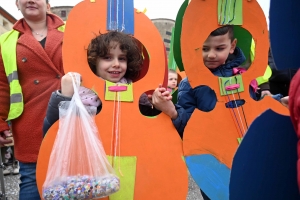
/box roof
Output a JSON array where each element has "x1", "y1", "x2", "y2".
[{"x1": 0, "y1": 6, "x2": 17, "y2": 24}]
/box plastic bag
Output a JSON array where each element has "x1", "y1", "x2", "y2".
[{"x1": 43, "y1": 72, "x2": 120, "y2": 199}]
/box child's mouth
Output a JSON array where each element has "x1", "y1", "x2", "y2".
[
  {"x1": 108, "y1": 71, "x2": 122, "y2": 78},
  {"x1": 109, "y1": 71, "x2": 121, "y2": 74}
]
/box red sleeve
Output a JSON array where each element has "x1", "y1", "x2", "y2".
[
  {"x1": 0, "y1": 49, "x2": 10, "y2": 132},
  {"x1": 289, "y1": 70, "x2": 300, "y2": 138}
]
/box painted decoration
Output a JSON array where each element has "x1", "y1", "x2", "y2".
[
  {"x1": 106, "y1": 0, "x2": 134, "y2": 34},
  {"x1": 173, "y1": 0, "x2": 189, "y2": 72},
  {"x1": 36, "y1": 0, "x2": 188, "y2": 199}
]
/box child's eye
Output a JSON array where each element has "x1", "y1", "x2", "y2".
[
  {"x1": 202, "y1": 47, "x2": 209, "y2": 52},
  {"x1": 104, "y1": 56, "x2": 111, "y2": 60},
  {"x1": 119, "y1": 57, "x2": 127, "y2": 61},
  {"x1": 216, "y1": 48, "x2": 225, "y2": 51}
]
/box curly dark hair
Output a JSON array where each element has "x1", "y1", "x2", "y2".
[{"x1": 87, "y1": 31, "x2": 144, "y2": 81}]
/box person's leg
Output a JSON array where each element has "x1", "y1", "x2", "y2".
[{"x1": 19, "y1": 162, "x2": 40, "y2": 200}]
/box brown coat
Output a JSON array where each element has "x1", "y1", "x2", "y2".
[{"x1": 0, "y1": 14, "x2": 65, "y2": 162}]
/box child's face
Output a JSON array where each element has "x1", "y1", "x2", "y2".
[
  {"x1": 202, "y1": 32, "x2": 237, "y2": 69},
  {"x1": 168, "y1": 72, "x2": 178, "y2": 89},
  {"x1": 96, "y1": 42, "x2": 127, "y2": 83}
]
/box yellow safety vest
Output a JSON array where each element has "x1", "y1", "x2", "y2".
[
  {"x1": 250, "y1": 39, "x2": 272, "y2": 86},
  {"x1": 0, "y1": 25, "x2": 65, "y2": 121}
]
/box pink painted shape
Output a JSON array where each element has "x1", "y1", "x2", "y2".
[
  {"x1": 232, "y1": 67, "x2": 247, "y2": 75},
  {"x1": 108, "y1": 85, "x2": 128, "y2": 92},
  {"x1": 250, "y1": 79, "x2": 259, "y2": 93},
  {"x1": 225, "y1": 84, "x2": 240, "y2": 91}
]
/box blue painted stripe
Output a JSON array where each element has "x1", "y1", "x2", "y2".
[
  {"x1": 185, "y1": 154, "x2": 230, "y2": 200},
  {"x1": 107, "y1": 0, "x2": 134, "y2": 34}
]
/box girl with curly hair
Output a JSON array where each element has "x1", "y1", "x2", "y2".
[{"x1": 43, "y1": 31, "x2": 161, "y2": 136}]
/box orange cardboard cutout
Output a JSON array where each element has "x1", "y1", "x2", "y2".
[
  {"x1": 36, "y1": 0, "x2": 188, "y2": 199},
  {"x1": 181, "y1": 0, "x2": 289, "y2": 167}
]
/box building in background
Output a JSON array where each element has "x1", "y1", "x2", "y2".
[
  {"x1": 50, "y1": 6, "x2": 73, "y2": 22},
  {"x1": 152, "y1": 18, "x2": 175, "y2": 58},
  {"x1": 0, "y1": 6, "x2": 17, "y2": 35}
]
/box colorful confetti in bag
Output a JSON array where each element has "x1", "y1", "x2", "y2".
[{"x1": 43, "y1": 73, "x2": 120, "y2": 199}]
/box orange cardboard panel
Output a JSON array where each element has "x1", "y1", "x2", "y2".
[
  {"x1": 179, "y1": 0, "x2": 289, "y2": 198},
  {"x1": 36, "y1": 0, "x2": 188, "y2": 199}
]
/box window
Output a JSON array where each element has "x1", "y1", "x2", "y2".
[
  {"x1": 164, "y1": 39, "x2": 171, "y2": 43},
  {"x1": 3, "y1": 20, "x2": 9, "y2": 29},
  {"x1": 166, "y1": 31, "x2": 172, "y2": 36},
  {"x1": 61, "y1": 10, "x2": 66, "y2": 18}
]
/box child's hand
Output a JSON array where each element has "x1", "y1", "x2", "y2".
[
  {"x1": 148, "y1": 84, "x2": 172, "y2": 103},
  {"x1": 150, "y1": 85, "x2": 178, "y2": 119},
  {"x1": 280, "y1": 96, "x2": 289, "y2": 107},
  {"x1": 61, "y1": 73, "x2": 82, "y2": 97}
]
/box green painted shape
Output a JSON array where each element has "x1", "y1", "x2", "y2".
[
  {"x1": 168, "y1": 27, "x2": 177, "y2": 70},
  {"x1": 237, "y1": 138, "x2": 242, "y2": 144},
  {"x1": 107, "y1": 156, "x2": 137, "y2": 200},
  {"x1": 105, "y1": 81, "x2": 134, "y2": 102},
  {"x1": 173, "y1": 0, "x2": 189, "y2": 72},
  {"x1": 218, "y1": 75, "x2": 244, "y2": 96},
  {"x1": 218, "y1": 0, "x2": 243, "y2": 25},
  {"x1": 172, "y1": 89, "x2": 178, "y2": 104},
  {"x1": 140, "y1": 112, "x2": 157, "y2": 119},
  {"x1": 234, "y1": 26, "x2": 252, "y2": 64}
]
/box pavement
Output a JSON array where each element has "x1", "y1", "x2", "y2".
[
  {"x1": 187, "y1": 173, "x2": 204, "y2": 200},
  {"x1": 0, "y1": 173, "x2": 203, "y2": 200},
  {"x1": 0, "y1": 174, "x2": 20, "y2": 200}
]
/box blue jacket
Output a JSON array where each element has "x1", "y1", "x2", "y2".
[{"x1": 172, "y1": 47, "x2": 250, "y2": 137}]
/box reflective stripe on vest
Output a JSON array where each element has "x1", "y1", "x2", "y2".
[
  {"x1": 0, "y1": 30, "x2": 23, "y2": 121},
  {"x1": 250, "y1": 38, "x2": 272, "y2": 86},
  {"x1": 0, "y1": 25, "x2": 65, "y2": 121}
]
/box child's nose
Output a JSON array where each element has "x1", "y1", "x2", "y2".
[
  {"x1": 208, "y1": 51, "x2": 216, "y2": 58},
  {"x1": 112, "y1": 59, "x2": 120, "y2": 67}
]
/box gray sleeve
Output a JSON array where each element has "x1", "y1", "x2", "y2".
[
  {"x1": 42, "y1": 90, "x2": 72, "y2": 137},
  {"x1": 42, "y1": 90, "x2": 102, "y2": 137}
]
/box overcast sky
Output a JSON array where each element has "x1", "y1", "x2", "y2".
[{"x1": 1, "y1": 0, "x2": 270, "y2": 25}]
